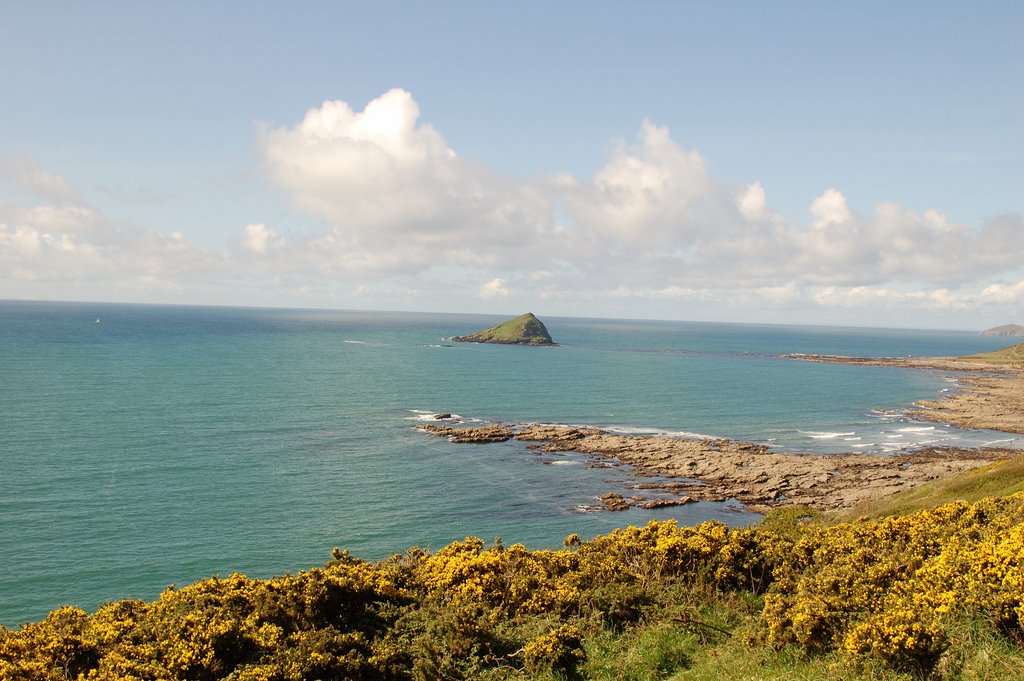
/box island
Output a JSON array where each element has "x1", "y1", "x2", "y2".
[
  {"x1": 981, "y1": 323, "x2": 1024, "y2": 336},
  {"x1": 451, "y1": 312, "x2": 557, "y2": 346}
]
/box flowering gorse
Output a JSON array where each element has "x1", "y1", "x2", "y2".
[{"x1": 2, "y1": 494, "x2": 1021, "y2": 678}]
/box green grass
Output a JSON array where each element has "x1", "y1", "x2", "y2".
[
  {"x1": 955, "y1": 343, "x2": 1024, "y2": 365},
  {"x1": 453, "y1": 312, "x2": 555, "y2": 345},
  {"x1": 825, "y1": 454, "x2": 1024, "y2": 524}
]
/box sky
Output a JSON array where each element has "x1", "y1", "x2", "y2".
[{"x1": 0, "y1": 1, "x2": 1021, "y2": 330}]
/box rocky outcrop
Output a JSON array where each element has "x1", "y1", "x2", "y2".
[
  {"x1": 420, "y1": 420, "x2": 1012, "y2": 513},
  {"x1": 599, "y1": 493, "x2": 630, "y2": 511},
  {"x1": 418, "y1": 424, "x2": 513, "y2": 443},
  {"x1": 452, "y1": 313, "x2": 556, "y2": 346}
]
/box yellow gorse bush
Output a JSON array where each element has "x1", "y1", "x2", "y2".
[
  {"x1": 1, "y1": 493, "x2": 1021, "y2": 678},
  {"x1": 761, "y1": 493, "x2": 1024, "y2": 669}
]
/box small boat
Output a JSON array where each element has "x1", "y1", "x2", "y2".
[{"x1": 95, "y1": 318, "x2": 101, "y2": 324}]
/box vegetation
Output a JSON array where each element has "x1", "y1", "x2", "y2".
[
  {"x1": 828, "y1": 455, "x2": 1024, "y2": 524},
  {"x1": 3, "y1": 475, "x2": 1023, "y2": 679},
  {"x1": 956, "y1": 343, "x2": 1024, "y2": 365},
  {"x1": 452, "y1": 313, "x2": 556, "y2": 346}
]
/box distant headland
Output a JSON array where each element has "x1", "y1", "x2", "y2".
[
  {"x1": 452, "y1": 312, "x2": 556, "y2": 346},
  {"x1": 981, "y1": 323, "x2": 1024, "y2": 337}
]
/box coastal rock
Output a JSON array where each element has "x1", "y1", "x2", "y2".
[
  {"x1": 638, "y1": 496, "x2": 695, "y2": 509},
  {"x1": 452, "y1": 313, "x2": 556, "y2": 346},
  {"x1": 600, "y1": 493, "x2": 631, "y2": 511},
  {"x1": 419, "y1": 419, "x2": 1012, "y2": 513},
  {"x1": 418, "y1": 423, "x2": 513, "y2": 443}
]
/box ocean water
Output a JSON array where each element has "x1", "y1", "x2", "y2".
[{"x1": 2, "y1": 301, "x2": 1022, "y2": 626}]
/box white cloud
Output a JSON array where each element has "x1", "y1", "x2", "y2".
[
  {"x1": 259, "y1": 88, "x2": 561, "y2": 274},
  {"x1": 0, "y1": 178, "x2": 222, "y2": 301},
  {"x1": 980, "y1": 280, "x2": 1024, "y2": 303},
  {"x1": 753, "y1": 283, "x2": 802, "y2": 304},
  {"x1": 2, "y1": 90, "x2": 1022, "y2": 327},
  {"x1": 255, "y1": 90, "x2": 1024, "y2": 309},
  {"x1": 0, "y1": 154, "x2": 78, "y2": 202},
  {"x1": 479, "y1": 277, "x2": 509, "y2": 299},
  {"x1": 812, "y1": 285, "x2": 982, "y2": 311},
  {"x1": 809, "y1": 188, "x2": 852, "y2": 227},
  {"x1": 560, "y1": 119, "x2": 714, "y2": 246},
  {"x1": 261, "y1": 89, "x2": 455, "y2": 232},
  {"x1": 242, "y1": 223, "x2": 282, "y2": 254},
  {"x1": 738, "y1": 182, "x2": 766, "y2": 220}
]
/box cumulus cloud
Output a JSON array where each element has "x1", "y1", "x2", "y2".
[
  {"x1": 479, "y1": 277, "x2": 509, "y2": 299},
  {"x1": 980, "y1": 280, "x2": 1024, "y2": 304},
  {"x1": 259, "y1": 88, "x2": 561, "y2": 273},
  {"x1": 242, "y1": 223, "x2": 283, "y2": 255},
  {"x1": 560, "y1": 119, "x2": 714, "y2": 246},
  {"x1": 737, "y1": 182, "x2": 767, "y2": 220},
  {"x1": 3, "y1": 89, "x2": 1022, "y2": 325},
  {"x1": 0, "y1": 175, "x2": 222, "y2": 302},
  {"x1": 255, "y1": 90, "x2": 1024, "y2": 306},
  {"x1": 809, "y1": 188, "x2": 852, "y2": 227},
  {"x1": 261, "y1": 89, "x2": 454, "y2": 232}
]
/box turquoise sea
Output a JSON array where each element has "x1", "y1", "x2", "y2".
[{"x1": 2, "y1": 300, "x2": 1023, "y2": 626}]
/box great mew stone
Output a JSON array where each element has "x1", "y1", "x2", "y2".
[{"x1": 452, "y1": 312, "x2": 556, "y2": 346}]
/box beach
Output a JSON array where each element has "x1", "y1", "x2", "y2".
[{"x1": 422, "y1": 353, "x2": 1024, "y2": 513}]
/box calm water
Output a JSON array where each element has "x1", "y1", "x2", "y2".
[{"x1": 2, "y1": 301, "x2": 1021, "y2": 626}]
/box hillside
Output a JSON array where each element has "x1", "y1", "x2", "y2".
[
  {"x1": 452, "y1": 312, "x2": 556, "y2": 346},
  {"x1": 980, "y1": 324, "x2": 1024, "y2": 337},
  {"x1": 956, "y1": 342, "x2": 1024, "y2": 365}
]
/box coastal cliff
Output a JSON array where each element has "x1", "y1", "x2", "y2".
[{"x1": 452, "y1": 312, "x2": 556, "y2": 346}]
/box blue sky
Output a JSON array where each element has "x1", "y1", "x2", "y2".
[{"x1": 1, "y1": 1, "x2": 1021, "y2": 329}]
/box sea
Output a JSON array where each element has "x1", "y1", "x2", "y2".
[{"x1": 2, "y1": 300, "x2": 1022, "y2": 627}]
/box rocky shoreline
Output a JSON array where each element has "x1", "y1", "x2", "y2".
[
  {"x1": 419, "y1": 353, "x2": 1024, "y2": 514},
  {"x1": 781, "y1": 354, "x2": 1024, "y2": 434},
  {"x1": 419, "y1": 422, "x2": 1014, "y2": 514}
]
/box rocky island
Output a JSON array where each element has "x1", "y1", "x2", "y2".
[{"x1": 452, "y1": 312, "x2": 556, "y2": 346}]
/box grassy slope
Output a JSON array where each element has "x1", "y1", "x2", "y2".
[
  {"x1": 826, "y1": 454, "x2": 1024, "y2": 524},
  {"x1": 955, "y1": 342, "x2": 1024, "y2": 365}
]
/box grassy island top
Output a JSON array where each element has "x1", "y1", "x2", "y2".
[{"x1": 452, "y1": 312, "x2": 556, "y2": 346}]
